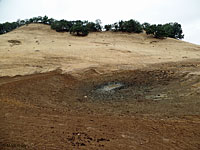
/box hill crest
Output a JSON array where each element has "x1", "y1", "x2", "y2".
[{"x1": 0, "y1": 23, "x2": 200, "y2": 77}]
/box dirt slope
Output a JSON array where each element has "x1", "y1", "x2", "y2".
[
  {"x1": 0, "y1": 24, "x2": 200, "y2": 150},
  {"x1": 0, "y1": 23, "x2": 200, "y2": 76}
]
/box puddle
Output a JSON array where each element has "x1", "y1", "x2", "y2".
[{"x1": 96, "y1": 82, "x2": 124, "y2": 93}]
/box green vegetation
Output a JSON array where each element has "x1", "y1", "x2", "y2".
[
  {"x1": 0, "y1": 16, "x2": 184, "y2": 39},
  {"x1": 144, "y1": 23, "x2": 184, "y2": 39},
  {"x1": 51, "y1": 20, "x2": 72, "y2": 32},
  {"x1": 104, "y1": 24, "x2": 112, "y2": 31},
  {"x1": 111, "y1": 20, "x2": 143, "y2": 33},
  {"x1": 70, "y1": 23, "x2": 89, "y2": 36}
]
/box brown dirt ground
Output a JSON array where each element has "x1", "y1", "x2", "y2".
[
  {"x1": 1, "y1": 60, "x2": 200, "y2": 150},
  {"x1": 0, "y1": 24, "x2": 200, "y2": 150}
]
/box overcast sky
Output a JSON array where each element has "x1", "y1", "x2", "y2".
[{"x1": 0, "y1": 0, "x2": 200, "y2": 45}]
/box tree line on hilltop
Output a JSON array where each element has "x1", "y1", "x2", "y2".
[{"x1": 0, "y1": 15, "x2": 184, "y2": 39}]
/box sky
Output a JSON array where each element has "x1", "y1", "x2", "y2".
[{"x1": 0, "y1": 0, "x2": 200, "y2": 45}]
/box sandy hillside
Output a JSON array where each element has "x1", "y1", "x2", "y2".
[
  {"x1": 1, "y1": 24, "x2": 200, "y2": 150},
  {"x1": 0, "y1": 23, "x2": 200, "y2": 76}
]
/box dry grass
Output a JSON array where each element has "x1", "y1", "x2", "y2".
[{"x1": 0, "y1": 23, "x2": 200, "y2": 77}]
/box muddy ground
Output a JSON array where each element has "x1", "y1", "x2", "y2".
[{"x1": 0, "y1": 60, "x2": 200, "y2": 150}]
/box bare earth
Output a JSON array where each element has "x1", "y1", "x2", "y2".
[{"x1": 0, "y1": 24, "x2": 200, "y2": 149}]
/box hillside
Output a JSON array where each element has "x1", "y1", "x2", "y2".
[
  {"x1": 0, "y1": 23, "x2": 200, "y2": 150},
  {"x1": 0, "y1": 23, "x2": 200, "y2": 76}
]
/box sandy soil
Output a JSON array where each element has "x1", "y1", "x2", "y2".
[{"x1": 0, "y1": 24, "x2": 200, "y2": 150}]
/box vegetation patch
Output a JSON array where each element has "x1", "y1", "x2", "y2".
[{"x1": 0, "y1": 16, "x2": 184, "y2": 39}]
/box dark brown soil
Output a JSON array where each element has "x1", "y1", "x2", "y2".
[{"x1": 0, "y1": 60, "x2": 200, "y2": 150}]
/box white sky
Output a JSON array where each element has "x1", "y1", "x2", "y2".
[{"x1": 0, "y1": 0, "x2": 200, "y2": 45}]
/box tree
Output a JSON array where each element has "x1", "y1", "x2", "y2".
[
  {"x1": 47, "y1": 18, "x2": 56, "y2": 25},
  {"x1": 104, "y1": 24, "x2": 112, "y2": 31},
  {"x1": 42, "y1": 15, "x2": 49, "y2": 24},
  {"x1": 124, "y1": 19, "x2": 142, "y2": 33},
  {"x1": 145, "y1": 24, "x2": 166, "y2": 38},
  {"x1": 118, "y1": 20, "x2": 125, "y2": 32},
  {"x1": 86, "y1": 22, "x2": 97, "y2": 32},
  {"x1": 70, "y1": 24, "x2": 89, "y2": 36},
  {"x1": 163, "y1": 23, "x2": 174, "y2": 38},
  {"x1": 37, "y1": 16, "x2": 43, "y2": 23},
  {"x1": 51, "y1": 20, "x2": 72, "y2": 32},
  {"x1": 0, "y1": 17, "x2": 185, "y2": 40},
  {"x1": 111, "y1": 20, "x2": 143, "y2": 33},
  {"x1": 154, "y1": 24, "x2": 167, "y2": 38},
  {"x1": 0, "y1": 24, "x2": 4, "y2": 34},
  {"x1": 142, "y1": 22, "x2": 150, "y2": 30},
  {"x1": 164, "y1": 22, "x2": 184, "y2": 39},
  {"x1": 17, "y1": 19, "x2": 26, "y2": 26},
  {"x1": 113, "y1": 22, "x2": 119, "y2": 31},
  {"x1": 51, "y1": 21, "x2": 62, "y2": 31},
  {"x1": 95, "y1": 19, "x2": 102, "y2": 31},
  {"x1": 145, "y1": 22, "x2": 184, "y2": 39},
  {"x1": 3, "y1": 22, "x2": 13, "y2": 33}
]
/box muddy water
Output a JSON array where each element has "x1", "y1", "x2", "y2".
[
  {"x1": 96, "y1": 82, "x2": 124, "y2": 92},
  {"x1": 82, "y1": 69, "x2": 179, "y2": 101}
]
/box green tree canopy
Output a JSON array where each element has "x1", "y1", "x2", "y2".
[
  {"x1": 51, "y1": 20, "x2": 72, "y2": 32},
  {"x1": 107, "y1": 19, "x2": 143, "y2": 33},
  {"x1": 0, "y1": 16, "x2": 184, "y2": 39},
  {"x1": 70, "y1": 24, "x2": 89, "y2": 36},
  {"x1": 145, "y1": 23, "x2": 184, "y2": 39},
  {"x1": 104, "y1": 24, "x2": 112, "y2": 31}
]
